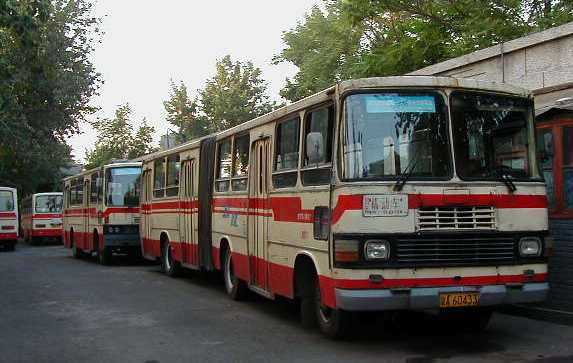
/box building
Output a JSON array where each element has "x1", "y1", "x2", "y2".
[{"x1": 409, "y1": 21, "x2": 573, "y2": 314}]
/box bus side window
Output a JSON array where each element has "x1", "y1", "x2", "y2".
[
  {"x1": 90, "y1": 172, "x2": 99, "y2": 204},
  {"x1": 273, "y1": 116, "x2": 300, "y2": 188},
  {"x1": 302, "y1": 105, "x2": 334, "y2": 186},
  {"x1": 166, "y1": 154, "x2": 180, "y2": 197},
  {"x1": 232, "y1": 134, "x2": 249, "y2": 191},
  {"x1": 154, "y1": 158, "x2": 166, "y2": 198},
  {"x1": 215, "y1": 138, "x2": 232, "y2": 192}
]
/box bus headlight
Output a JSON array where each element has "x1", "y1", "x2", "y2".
[
  {"x1": 364, "y1": 240, "x2": 390, "y2": 260},
  {"x1": 334, "y1": 239, "x2": 360, "y2": 263},
  {"x1": 519, "y1": 237, "x2": 542, "y2": 257}
]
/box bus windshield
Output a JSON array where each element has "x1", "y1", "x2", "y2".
[
  {"x1": 342, "y1": 92, "x2": 451, "y2": 180},
  {"x1": 0, "y1": 191, "x2": 14, "y2": 212},
  {"x1": 35, "y1": 195, "x2": 63, "y2": 213},
  {"x1": 451, "y1": 92, "x2": 537, "y2": 180},
  {"x1": 106, "y1": 167, "x2": 141, "y2": 207}
]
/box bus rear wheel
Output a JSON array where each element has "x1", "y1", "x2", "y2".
[
  {"x1": 162, "y1": 241, "x2": 181, "y2": 277},
  {"x1": 72, "y1": 243, "x2": 82, "y2": 259},
  {"x1": 222, "y1": 246, "x2": 247, "y2": 300},
  {"x1": 98, "y1": 247, "x2": 112, "y2": 265}
]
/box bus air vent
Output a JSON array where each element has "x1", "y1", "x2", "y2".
[{"x1": 417, "y1": 206, "x2": 496, "y2": 231}]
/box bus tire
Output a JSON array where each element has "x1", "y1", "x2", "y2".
[
  {"x1": 162, "y1": 241, "x2": 181, "y2": 277},
  {"x1": 72, "y1": 243, "x2": 82, "y2": 259},
  {"x1": 311, "y1": 275, "x2": 350, "y2": 339},
  {"x1": 98, "y1": 247, "x2": 112, "y2": 266},
  {"x1": 222, "y1": 246, "x2": 247, "y2": 301}
]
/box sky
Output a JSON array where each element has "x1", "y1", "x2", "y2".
[{"x1": 67, "y1": 0, "x2": 321, "y2": 163}]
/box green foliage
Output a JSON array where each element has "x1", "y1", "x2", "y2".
[
  {"x1": 275, "y1": 0, "x2": 573, "y2": 101},
  {"x1": 164, "y1": 80, "x2": 209, "y2": 142},
  {"x1": 85, "y1": 104, "x2": 156, "y2": 169},
  {"x1": 200, "y1": 55, "x2": 277, "y2": 132},
  {"x1": 0, "y1": 0, "x2": 101, "y2": 194},
  {"x1": 165, "y1": 55, "x2": 278, "y2": 140}
]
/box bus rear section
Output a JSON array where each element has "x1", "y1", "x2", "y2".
[
  {"x1": 63, "y1": 162, "x2": 142, "y2": 264},
  {"x1": 0, "y1": 187, "x2": 18, "y2": 251},
  {"x1": 22, "y1": 193, "x2": 63, "y2": 245}
]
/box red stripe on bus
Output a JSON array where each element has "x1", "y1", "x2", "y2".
[
  {"x1": 0, "y1": 212, "x2": 16, "y2": 218},
  {"x1": 0, "y1": 233, "x2": 18, "y2": 240},
  {"x1": 32, "y1": 214, "x2": 62, "y2": 219},
  {"x1": 32, "y1": 229, "x2": 63, "y2": 237}
]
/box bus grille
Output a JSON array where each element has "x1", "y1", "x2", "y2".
[
  {"x1": 417, "y1": 206, "x2": 496, "y2": 231},
  {"x1": 395, "y1": 235, "x2": 516, "y2": 265}
]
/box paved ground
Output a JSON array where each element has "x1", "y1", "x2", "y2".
[{"x1": 1, "y1": 243, "x2": 573, "y2": 363}]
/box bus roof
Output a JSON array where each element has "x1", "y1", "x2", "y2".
[
  {"x1": 0, "y1": 186, "x2": 17, "y2": 192},
  {"x1": 139, "y1": 76, "x2": 531, "y2": 162},
  {"x1": 62, "y1": 161, "x2": 142, "y2": 182}
]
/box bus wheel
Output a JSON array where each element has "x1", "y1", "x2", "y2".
[
  {"x1": 98, "y1": 247, "x2": 112, "y2": 265},
  {"x1": 162, "y1": 241, "x2": 181, "y2": 277},
  {"x1": 311, "y1": 275, "x2": 350, "y2": 339},
  {"x1": 440, "y1": 308, "x2": 493, "y2": 332},
  {"x1": 222, "y1": 246, "x2": 247, "y2": 300},
  {"x1": 72, "y1": 243, "x2": 82, "y2": 259}
]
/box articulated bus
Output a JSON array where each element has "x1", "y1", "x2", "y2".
[
  {"x1": 63, "y1": 161, "x2": 142, "y2": 265},
  {"x1": 0, "y1": 186, "x2": 18, "y2": 251},
  {"x1": 21, "y1": 192, "x2": 63, "y2": 244},
  {"x1": 140, "y1": 76, "x2": 550, "y2": 337}
]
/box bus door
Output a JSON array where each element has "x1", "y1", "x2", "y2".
[
  {"x1": 141, "y1": 169, "x2": 153, "y2": 254},
  {"x1": 83, "y1": 178, "x2": 90, "y2": 250},
  {"x1": 179, "y1": 159, "x2": 195, "y2": 266},
  {"x1": 248, "y1": 138, "x2": 271, "y2": 290}
]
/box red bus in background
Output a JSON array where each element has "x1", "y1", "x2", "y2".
[
  {"x1": 21, "y1": 192, "x2": 63, "y2": 245},
  {"x1": 62, "y1": 161, "x2": 142, "y2": 265},
  {"x1": 0, "y1": 186, "x2": 18, "y2": 251}
]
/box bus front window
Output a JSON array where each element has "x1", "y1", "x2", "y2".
[
  {"x1": 342, "y1": 92, "x2": 451, "y2": 180},
  {"x1": 451, "y1": 92, "x2": 537, "y2": 180},
  {"x1": 35, "y1": 195, "x2": 63, "y2": 213},
  {"x1": 106, "y1": 167, "x2": 141, "y2": 207},
  {"x1": 0, "y1": 191, "x2": 14, "y2": 212}
]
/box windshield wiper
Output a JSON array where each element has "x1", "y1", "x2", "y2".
[
  {"x1": 394, "y1": 157, "x2": 418, "y2": 192},
  {"x1": 493, "y1": 166, "x2": 517, "y2": 192}
]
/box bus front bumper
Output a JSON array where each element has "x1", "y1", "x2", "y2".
[{"x1": 335, "y1": 283, "x2": 549, "y2": 311}]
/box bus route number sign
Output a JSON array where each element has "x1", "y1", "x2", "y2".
[{"x1": 363, "y1": 194, "x2": 409, "y2": 217}]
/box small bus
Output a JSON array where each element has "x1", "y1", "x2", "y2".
[
  {"x1": 0, "y1": 186, "x2": 18, "y2": 251},
  {"x1": 63, "y1": 161, "x2": 142, "y2": 264},
  {"x1": 140, "y1": 76, "x2": 549, "y2": 338},
  {"x1": 21, "y1": 192, "x2": 63, "y2": 244}
]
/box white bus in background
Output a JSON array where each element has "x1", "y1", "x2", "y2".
[{"x1": 0, "y1": 186, "x2": 18, "y2": 251}]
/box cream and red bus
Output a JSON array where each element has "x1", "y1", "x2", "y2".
[
  {"x1": 140, "y1": 76, "x2": 550, "y2": 337},
  {"x1": 21, "y1": 192, "x2": 63, "y2": 244},
  {"x1": 0, "y1": 186, "x2": 18, "y2": 251},
  {"x1": 63, "y1": 161, "x2": 142, "y2": 264}
]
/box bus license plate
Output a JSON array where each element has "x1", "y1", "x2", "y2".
[
  {"x1": 440, "y1": 293, "x2": 480, "y2": 308},
  {"x1": 363, "y1": 194, "x2": 408, "y2": 217}
]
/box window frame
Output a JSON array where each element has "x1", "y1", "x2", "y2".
[
  {"x1": 153, "y1": 154, "x2": 180, "y2": 200},
  {"x1": 231, "y1": 133, "x2": 250, "y2": 193},
  {"x1": 301, "y1": 103, "x2": 335, "y2": 187},
  {"x1": 215, "y1": 137, "x2": 233, "y2": 193},
  {"x1": 537, "y1": 116, "x2": 573, "y2": 218},
  {"x1": 153, "y1": 157, "x2": 167, "y2": 199},
  {"x1": 273, "y1": 115, "x2": 301, "y2": 189},
  {"x1": 166, "y1": 154, "x2": 181, "y2": 197}
]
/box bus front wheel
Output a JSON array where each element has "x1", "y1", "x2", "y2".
[
  {"x1": 306, "y1": 275, "x2": 350, "y2": 339},
  {"x1": 98, "y1": 247, "x2": 111, "y2": 265},
  {"x1": 222, "y1": 246, "x2": 247, "y2": 300},
  {"x1": 162, "y1": 241, "x2": 181, "y2": 277}
]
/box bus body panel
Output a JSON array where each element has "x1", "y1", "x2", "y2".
[{"x1": 21, "y1": 192, "x2": 63, "y2": 241}]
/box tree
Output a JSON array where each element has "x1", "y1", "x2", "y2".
[
  {"x1": 85, "y1": 104, "x2": 156, "y2": 169},
  {"x1": 200, "y1": 55, "x2": 277, "y2": 132},
  {"x1": 274, "y1": 0, "x2": 573, "y2": 102},
  {"x1": 0, "y1": 0, "x2": 101, "y2": 194},
  {"x1": 164, "y1": 80, "x2": 209, "y2": 142}
]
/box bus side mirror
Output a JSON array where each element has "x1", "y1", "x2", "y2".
[{"x1": 306, "y1": 132, "x2": 324, "y2": 165}]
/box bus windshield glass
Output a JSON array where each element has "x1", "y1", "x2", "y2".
[
  {"x1": 0, "y1": 191, "x2": 14, "y2": 212},
  {"x1": 35, "y1": 195, "x2": 63, "y2": 213},
  {"x1": 342, "y1": 92, "x2": 451, "y2": 180},
  {"x1": 106, "y1": 167, "x2": 141, "y2": 207},
  {"x1": 451, "y1": 92, "x2": 537, "y2": 180}
]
